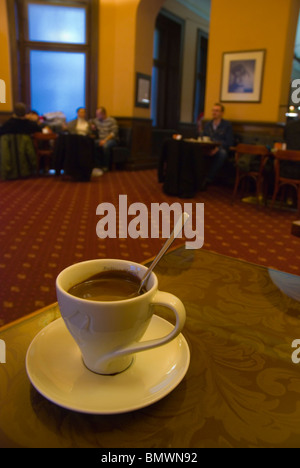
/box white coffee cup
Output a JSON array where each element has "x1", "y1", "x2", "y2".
[{"x1": 56, "y1": 259, "x2": 186, "y2": 375}]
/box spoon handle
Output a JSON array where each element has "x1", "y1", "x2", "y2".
[{"x1": 138, "y1": 212, "x2": 190, "y2": 293}]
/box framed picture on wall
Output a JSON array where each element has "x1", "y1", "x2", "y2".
[
  {"x1": 135, "y1": 73, "x2": 151, "y2": 108},
  {"x1": 220, "y1": 50, "x2": 265, "y2": 103}
]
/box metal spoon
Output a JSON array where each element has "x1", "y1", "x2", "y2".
[{"x1": 137, "y1": 212, "x2": 190, "y2": 295}]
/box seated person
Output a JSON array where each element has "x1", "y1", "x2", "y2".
[
  {"x1": 26, "y1": 109, "x2": 53, "y2": 133},
  {"x1": 0, "y1": 103, "x2": 40, "y2": 180},
  {"x1": 26, "y1": 109, "x2": 41, "y2": 123},
  {"x1": 67, "y1": 107, "x2": 95, "y2": 137},
  {"x1": 65, "y1": 107, "x2": 102, "y2": 177},
  {"x1": 0, "y1": 102, "x2": 42, "y2": 135},
  {"x1": 201, "y1": 103, "x2": 234, "y2": 190},
  {"x1": 90, "y1": 106, "x2": 119, "y2": 171}
]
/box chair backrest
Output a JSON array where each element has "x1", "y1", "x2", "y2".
[
  {"x1": 273, "y1": 149, "x2": 300, "y2": 181},
  {"x1": 274, "y1": 149, "x2": 300, "y2": 162},
  {"x1": 234, "y1": 143, "x2": 270, "y2": 174},
  {"x1": 32, "y1": 132, "x2": 58, "y2": 142},
  {"x1": 32, "y1": 132, "x2": 58, "y2": 156},
  {"x1": 118, "y1": 127, "x2": 132, "y2": 147},
  {"x1": 235, "y1": 143, "x2": 269, "y2": 155}
]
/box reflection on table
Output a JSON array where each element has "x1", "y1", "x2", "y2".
[
  {"x1": 158, "y1": 138, "x2": 220, "y2": 197},
  {"x1": 268, "y1": 268, "x2": 300, "y2": 302},
  {"x1": 54, "y1": 133, "x2": 95, "y2": 181},
  {"x1": 1, "y1": 246, "x2": 300, "y2": 448}
]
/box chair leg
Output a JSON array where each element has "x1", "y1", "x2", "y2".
[
  {"x1": 232, "y1": 172, "x2": 240, "y2": 200},
  {"x1": 271, "y1": 184, "x2": 279, "y2": 210},
  {"x1": 256, "y1": 176, "x2": 267, "y2": 206},
  {"x1": 263, "y1": 180, "x2": 269, "y2": 206},
  {"x1": 256, "y1": 176, "x2": 262, "y2": 203},
  {"x1": 37, "y1": 155, "x2": 41, "y2": 175}
]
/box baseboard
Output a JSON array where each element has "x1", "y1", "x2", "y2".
[{"x1": 125, "y1": 157, "x2": 158, "y2": 171}]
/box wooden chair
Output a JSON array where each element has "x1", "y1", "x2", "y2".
[
  {"x1": 32, "y1": 132, "x2": 58, "y2": 174},
  {"x1": 271, "y1": 149, "x2": 300, "y2": 217},
  {"x1": 232, "y1": 143, "x2": 270, "y2": 202}
]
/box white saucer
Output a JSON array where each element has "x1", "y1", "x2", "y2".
[{"x1": 26, "y1": 316, "x2": 190, "y2": 414}]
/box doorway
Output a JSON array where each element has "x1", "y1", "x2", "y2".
[
  {"x1": 151, "y1": 12, "x2": 183, "y2": 129},
  {"x1": 194, "y1": 30, "x2": 208, "y2": 123}
]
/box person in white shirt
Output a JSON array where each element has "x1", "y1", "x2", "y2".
[
  {"x1": 67, "y1": 108, "x2": 103, "y2": 177},
  {"x1": 67, "y1": 108, "x2": 94, "y2": 136}
]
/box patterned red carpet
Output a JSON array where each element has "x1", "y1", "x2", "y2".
[{"x1": 0, "y1": 169, "x2": 299, "y2": 326}]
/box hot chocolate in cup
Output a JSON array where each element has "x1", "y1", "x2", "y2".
[{"x1": 56, "y1": 259, "x2": 186, "y2": 375}]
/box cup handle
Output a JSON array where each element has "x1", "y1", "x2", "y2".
[{"x1": 98, "y1": 291, "x2": 186, "y2": 363}]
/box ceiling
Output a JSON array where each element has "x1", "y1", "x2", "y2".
[{"x1": 174, "y1": 0, "x2": 211, "y2": 21}]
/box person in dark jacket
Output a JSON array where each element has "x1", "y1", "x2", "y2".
[
  {"x1": 0, "y1": 102, "x2": 41, "y2": 135},
  {"x1": 201, "y1": 103, "x2": 234, "y2": 190},
  {"x1": 0, "y1": 103, "x2": 40, "y2": 180}
]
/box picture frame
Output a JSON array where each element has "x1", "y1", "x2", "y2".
[
  {"x1": 220, "y1": 50, "x2": 265, "y2": 103},
  {"x1": 135, "y1": 73, "x2": 151, "y2": 108}
]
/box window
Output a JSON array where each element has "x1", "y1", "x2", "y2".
[
  {"x1": 28, "y1": 4, "x2": 86, "y2": 44},
  {"x1": 8, "y1": 0, "x2": 98, "y2": 120},
  {"x1": 30, "y1": 50, "x2": 86, "y2": 120}
]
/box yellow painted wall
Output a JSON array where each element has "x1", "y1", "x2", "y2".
[
  {"x1": 98, "y1": 0, "x2": 164, "y2": 118},
  {"x1": 98, "y1": 0, "x2": 138, "y2": 116},
  {"x1": 205, "y1": 0, "x2": 300, "y2": 123},
  {"x1": 0, "y1": 0, "x2": 12, "y2": 111},
  {"x1": 134, "y1": 0, "x2": 164, "y2": 118}
]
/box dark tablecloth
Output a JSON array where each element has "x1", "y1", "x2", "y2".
[
  {"x1": 55, "y1": 133, "x2": 95, "y2": 181},
  {"x1": 158, "y1": 139, "x2": 218, "y2": 197}
]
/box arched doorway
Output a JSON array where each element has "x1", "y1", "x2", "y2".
[
  {"x1": 136, "y1": 0, "x2": 209, "y2": 129},
  {"x1": 151, "y1": 10, "x2": 183, "y2": 129}
]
